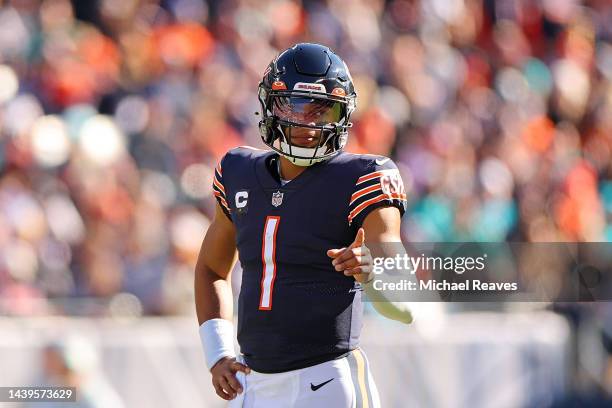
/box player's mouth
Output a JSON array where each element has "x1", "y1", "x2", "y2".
[{"x1": 291, "y1": 136, "x2": 319, "y2": 148}]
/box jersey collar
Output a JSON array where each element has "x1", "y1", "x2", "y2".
[{"x1": 255, "y1": 150, "x2": 342, "y2": 191}]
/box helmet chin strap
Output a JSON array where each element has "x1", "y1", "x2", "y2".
[
  {"x1": 275, "y1": 124, "x2": 337, "y2": 166},
  {"x1": 278, "y1": 140, "x2": 327, "y2": 166}
]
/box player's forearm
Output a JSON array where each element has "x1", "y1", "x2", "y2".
[
  {"x1": 362, "y1": 282, "x2": 413, "y2": 324},
  {"x1": 195, "y1": 262, "x2": 234, "y2": 325},
  {"x1": 361, "y1": 209, "x2": 415, "y2": 324},
  {"x1": 195, "y1": 203, "x2": 238, "y2": 325},
  {"x1": 195, "y1": 260, "x2": 238, "y2": 373}
]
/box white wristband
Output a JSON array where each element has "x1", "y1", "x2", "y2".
[{"x1": 199, "y1": 318, "x2": 236, "y2": 370}]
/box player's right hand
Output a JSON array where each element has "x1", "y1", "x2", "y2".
[{"x1": 210, "y1": 356, "x2": 251, "y2": 400}]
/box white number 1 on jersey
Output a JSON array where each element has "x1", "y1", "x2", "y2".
[{"x1": 259, "y1": 216, "x2": 280, "y2": 310}]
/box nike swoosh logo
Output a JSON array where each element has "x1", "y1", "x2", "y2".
[
  {"x1": 310, "y1": 378, "x2": 334, "y2": 391},
  {"x1": 375, "y1": 157, "x2": 389, "y2": 165}
]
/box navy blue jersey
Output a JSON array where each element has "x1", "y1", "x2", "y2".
[{"x1": 212, "y1": 147, "x2": 406, "y2": 373}]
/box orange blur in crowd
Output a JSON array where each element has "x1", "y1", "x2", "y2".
[{"x1": 0, "y1": 0, "x2": 610, "y2": 316}]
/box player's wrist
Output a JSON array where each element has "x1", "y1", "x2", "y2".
[
  {"x1": 354, "y1": 271, "x2": 375, "y2": 284},
  {"x1": 361, "y1": 273, "x2": 375, "y2": 284},
  {"x1": 199, "y1": 318, "x2": 237, "y2": 371}
]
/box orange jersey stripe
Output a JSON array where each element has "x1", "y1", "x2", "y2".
[
  {"x1": 356, "y1": 171, "x2": 385, "y2": 185},
  {"x1": 213, "y1": 190, "x2": 227, "y2": 201},
  {"x1": 350, "y1": 184, "x2": 382, "y2": 206},
  {"x1": 213, "y1": 176, "x2": 225, "y2": 194},
  {"x1": 213, "y1": 191, "x2": 230, "y2": 210},
  {"x1": 216, "y1": 162, "x2": 222, "y2": 174},
  {"x1": 219, "y1": 199, "x2": 230, "y2": 212},
  {"x1": 348, "y1": 193, "x2": 406, "y2": 222}
]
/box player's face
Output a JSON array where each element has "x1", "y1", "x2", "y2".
[
  {"x1": 273, "y1": 96, "x2": 343, "y2": 148},
  {"x1": 282, "y1": 124, "x2": 320, "y2": 147}
]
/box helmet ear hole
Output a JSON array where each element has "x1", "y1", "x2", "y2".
[
  {"x1": 259, "y1": 120, "x2": 274, "y2": 144},
  {"x1": 335, "y1": 133, "x2": 347, "y2": 150}
]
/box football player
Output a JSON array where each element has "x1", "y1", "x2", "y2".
[{"x1": 195, "y1": 43, "x2": 411, "y2": 407}]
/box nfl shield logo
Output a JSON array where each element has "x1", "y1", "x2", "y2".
[{"x1": 271, "y1": 191, "x2": 284, "y2": 207}]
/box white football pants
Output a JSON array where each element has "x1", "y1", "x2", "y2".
[{"x1": 228, "y1": 348, "x2": 380, "y2": 408}]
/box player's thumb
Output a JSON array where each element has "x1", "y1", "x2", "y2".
[{"x1": 349, "y1": 228, "x2": 365, "y2": 249}]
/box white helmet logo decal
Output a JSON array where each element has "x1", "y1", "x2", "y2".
[{"x1": 293, "y1": 82, "x2": 326, "y2": 93}]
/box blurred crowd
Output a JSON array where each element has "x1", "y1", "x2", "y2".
[{"x1": 0, "y1": 0, "x2": 611, "y2": 316}]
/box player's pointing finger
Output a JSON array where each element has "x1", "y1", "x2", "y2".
[
  {"x1": 328, "y1": 228, "x2": 365, "y2": 258},
  {"x1": 326, "y1": 247, "x2": 346, "y2": 258},
  {"x1": 332, "y1": 247, "x2": 362, "y2": 265}
]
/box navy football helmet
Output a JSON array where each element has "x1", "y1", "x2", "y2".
[{"x1": 258, "y1": 43, "x2": 357, "y2": 166}]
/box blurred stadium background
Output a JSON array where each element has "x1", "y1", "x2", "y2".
[{"x1": 0, "y1": 0, "x2": 611, "y2": 407}]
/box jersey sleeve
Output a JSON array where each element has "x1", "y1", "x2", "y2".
[
  {"x1": 348, "y1": 157, "x2": 407, "y2": 228},
  {"x1": 212, "y1": 157, "x2": 232, "y2": 220}
]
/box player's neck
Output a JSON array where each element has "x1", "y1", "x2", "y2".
[{"x1": 278, "y1": 156, "x2": 307, "y2": 181}]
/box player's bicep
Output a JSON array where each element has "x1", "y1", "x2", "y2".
[
  {"x1": 198, "y1": 202, "x2": 238, "y2": 280},
  {"x1": 362, "y1": 206, "x2": 402, "y2": 243},
  {"x1": 348, "y1": 158, "x2": 407, "y2": 230}
]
